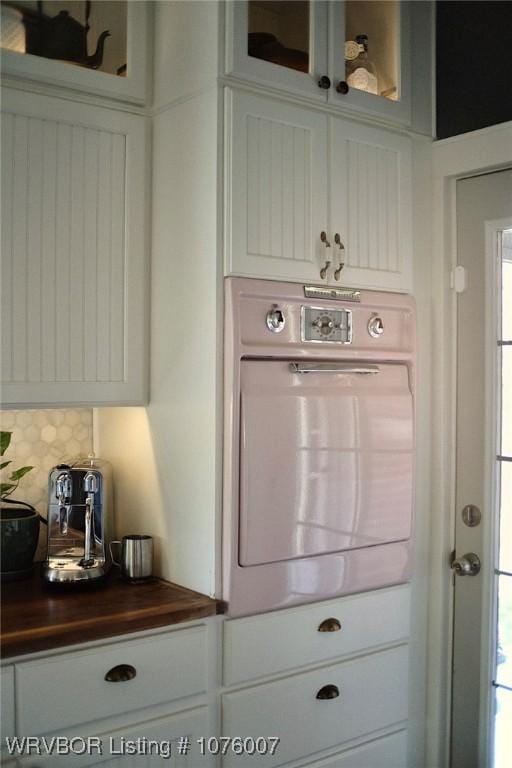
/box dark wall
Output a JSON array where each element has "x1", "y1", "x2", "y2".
[{"x1": 436, "y1": 1, "x2": 512, "y2": 139}]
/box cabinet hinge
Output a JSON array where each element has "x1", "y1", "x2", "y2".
[{"x1": 450, "y1": 266, "x2": 467, "y2": 293}]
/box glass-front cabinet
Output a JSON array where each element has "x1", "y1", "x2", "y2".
[
  {"x1": 226, "y1": 0, "x2": 413, "y2": 125},
  {"x1": 0, "y1": 1, "x2": 150, "y2": 103}
]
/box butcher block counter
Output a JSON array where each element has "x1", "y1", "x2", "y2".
[{"x1": 0, "y1": 570, "x2": 222, "y2": 658}]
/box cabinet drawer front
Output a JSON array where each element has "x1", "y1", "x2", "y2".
[
  {"x1": 222, "y1": 645, "x2": 408, "y2": 768},
  {"x1": 300, "y1": 729, "x2": 407, "y2": 768},
  {"x1": 1, "y1": 666, "x2": 15, "y2": 743},
  {"x1": 16, "y1": 627, "x2": 207, "y2": 735},
  {"x1": 11, "y1": 706, "x2": 208, "y2": 767},
  {"x1": 224, "y1": 585, "x2": 410, "y2": 685}
]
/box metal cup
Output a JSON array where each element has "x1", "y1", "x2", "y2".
[{"x1": 110, "y1": 535, "x2": 153, "y2": 581}]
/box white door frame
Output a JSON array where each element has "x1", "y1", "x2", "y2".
[{"x1": 428, "y1": 122, "x2": 512, "y2": 768}]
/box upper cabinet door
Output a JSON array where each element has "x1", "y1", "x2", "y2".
[
  {"x1": 0, "y1": 2, "x2": 151, "y2": 105},
  {"x1": 328, "y1": 117, "x2": 413, "y2": 292},
  {"x1": 226, "y1": 0, "x2": 329, "y2": 101},
  {"x1": 1, "y1": 88, "x2": 149, "y2": 408},
  {"x1": 225, "y1": 89, "x2": 329, "y2": 283},
  {"x1": 328, "y1": 0, "x2": 411, "y2": 125}
]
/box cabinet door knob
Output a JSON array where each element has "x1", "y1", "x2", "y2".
[
  {"x1": 318, "y1": 617, "x2": 342, "y2": 632},
  {"x1": 336, "y1": 80, "x2": 349, "y2": 94},
  {"x1": 104, "y1": 663, "x2": 137, "y2": 682},
  {"x1": 316, "y1": 684, "x2": 340, "y2": 700},
  {"x1": 318, "y1": 75, "x2": 331, "y2": 90}
]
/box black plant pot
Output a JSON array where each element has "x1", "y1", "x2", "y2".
[{"x1": 0, "y1": 500, "x2": 43, "y2": 581}]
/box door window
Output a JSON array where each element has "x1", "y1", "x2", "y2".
[
  {"x1": 344, "y1": 0, "x2": 399, "y2": 99},
  {"x1": 248, "y1": 1, "x2": 310, "y2": 73},
  {"x1": 494, "y1": 229, "x2": 512, "y2": 768}
]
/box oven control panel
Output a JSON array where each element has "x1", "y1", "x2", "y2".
[{"x1": 301, "y1": 306, "x2": 352, "y2": 344}]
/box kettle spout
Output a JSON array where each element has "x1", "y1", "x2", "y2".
[{"x1": 85, "y1": 29, "x2": 110, "y2": 69}]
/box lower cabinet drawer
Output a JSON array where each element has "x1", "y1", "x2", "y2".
[
  {"x1": 10, "y1": 705, "x2": 208, "y2": 767},
  {"x1": 222, "y1": 645, "x2": 408, "y2": 768},
  {"x1": 223, "y1": 585, "x2": 410, "y2": 685},
  {"x1": 297, "y1": 730, "x2": 407, "y2": 768},
  {"x1": 16, "y1": 626, "x2": 207, "y2": 735},
  {"x1": 1, "y1": 666, "x2": 15, "y2": 743}
]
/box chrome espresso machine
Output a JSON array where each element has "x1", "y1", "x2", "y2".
[{"x1": 43, "y1": 456, "x2": 113, "y2": 583}]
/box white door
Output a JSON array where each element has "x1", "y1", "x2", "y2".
[{"x1": 452, "y1": 170, "x2": 512, "y2": 768}]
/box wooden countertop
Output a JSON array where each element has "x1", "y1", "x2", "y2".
[{"x1": 1, "y1": 569, "x2": 223, "y2": 659}]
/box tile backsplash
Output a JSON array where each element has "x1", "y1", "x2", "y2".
[{"x1": 0, "y1": 410, "x2": 93, "y2": 556}]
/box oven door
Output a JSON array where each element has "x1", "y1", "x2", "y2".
[{"x1": 239, "y1": 360, "x2": 414, "y2": 567}]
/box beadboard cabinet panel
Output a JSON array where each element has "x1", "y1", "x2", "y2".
[
  {"x1": 226, "y1": 89, "x2": 329, "y2": 283},
  {"x1": 225, "y1": 90, "x2": 413, "y2": 291},
  {"x1": 1, "y1": 89, "x2": 148, "y2": 407},
  {"x1": 330, "y1": 118, "x2": 413, "y2": 291}
]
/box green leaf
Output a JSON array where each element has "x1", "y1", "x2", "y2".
[
  {"x1": 0, "y1": 461, "x2": 11, "y2": 471},
  {"x1": 0, "y1": 482, "x2": 16, "y2": 498},
  {"x1": 9, "y1": 466, "x2": 33, "y2": 482},
  {"x1": 0, "y1": 432, "x2": 12, "y2": 457}
]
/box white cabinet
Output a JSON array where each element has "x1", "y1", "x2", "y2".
[
  {"x1": 1, "y1": 666, "x2": 15, "y2": 747},
  {"x1": 222, "y1": 645, "x2": 409, "y2": 768},
  {"x1": 329, "y1": 116, "x2": 413, "y2": 291},
  {"x1": 0, "y1": 2, "x2": 152, "y2": 105},
  {"x1": 16, "y1": 627, "x2": 207, "y2": 735},
  {"x1": 222, "y1": 589, "x2": 410, "y2": 768},
  {"x1": 296, "y1": 730, "x2": 408, "y2": 768},
  {"x1": 0, "y1": 87, "x2": 149, "y2": 408},
  {"x1": 226, "y1": 89, "x2": 412, "y2": 291},
  {"x1": 223, "y1": 585, "x2": 411, "y2": 686},
  {"x1": 226, "y1": 89, "x2": 329, "y2": 283},
  {"x1": 225, "y1": 1, "x2": 432, "y2": 131},
  {"x1": 2, "y1": 624, "x2": 213, "y2": 767}
]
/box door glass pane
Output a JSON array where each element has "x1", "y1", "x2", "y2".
[
  {"x1": 495, "y1": 229, "x2": 512, "y2": 768},
  {"x1": 501, "y1": 346, "x2": 512, "y2": 458},
  {"x1": 345, "y1": 1, "x2": 399, "y2": 100},
  {"x1": 496, "y1": 575, "x2": 512, "y2": 688},
  {"x1": 502, "y1": 241, "x2": 512, "y2": 339},
  {"x1": 495, "y1": 686, "x2": 512, "y2": 768},
  {"x1": 500, "y1": 462, "x2": 512, "y2": 573},
  {"x1": 248, "y1": 1, "x2": 309, "y2": 73},
  {"x1": 0, "y1": 1, "x2": 127, "y2": 77}
]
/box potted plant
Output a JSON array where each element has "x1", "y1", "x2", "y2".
[{"x1": 0, "y1": 430, "x2": 42, "y2": 580}]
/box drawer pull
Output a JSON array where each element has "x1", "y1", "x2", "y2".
[
  {"x1": 318, "y1": 617, "x2": 342, "y2": 632},
  {"x1": 316, "y1": 684, "x2": 340, "y2": 700},
  {"x1": 104, "y1": 664, "x2": 137, "y2": 683}
]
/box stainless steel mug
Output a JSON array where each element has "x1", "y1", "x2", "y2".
[{"x1": 110, "y1": 535, "x2": 153, "y2": 581}]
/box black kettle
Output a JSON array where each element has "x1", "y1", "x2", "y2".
[{"x1": 5, "y1": 1, "x2": 110, "y2": 69}]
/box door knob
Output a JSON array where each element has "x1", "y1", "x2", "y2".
[
  {"x1": 336, "y1": 80, "x2": 349, "y2": 94},
  {"x1": 451, "y1": 552, "x2": 481, "y2": 576}
]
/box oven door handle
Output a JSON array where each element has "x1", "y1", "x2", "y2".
[{"x1": 289, "y1": 363, "x2": 380, "y2": 375}]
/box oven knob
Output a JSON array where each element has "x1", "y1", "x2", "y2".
[
  {"x1": 266, "y1": 306, "x2": 286, "y2": 333},
  {"x1": 368, "y1": 315, "x2": 384, "y2": 338},
  {"x1": 313, "y1": 316, "x2": 335, "y2": 336}
]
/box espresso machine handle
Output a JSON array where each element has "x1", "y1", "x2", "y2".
[{"x1": 81, "y1": 472, "x2": 97, "y2": 568}]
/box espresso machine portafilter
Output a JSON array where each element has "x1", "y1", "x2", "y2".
[{"x1": 42, "y1": 456, "x2": 113, "y2": 584}]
